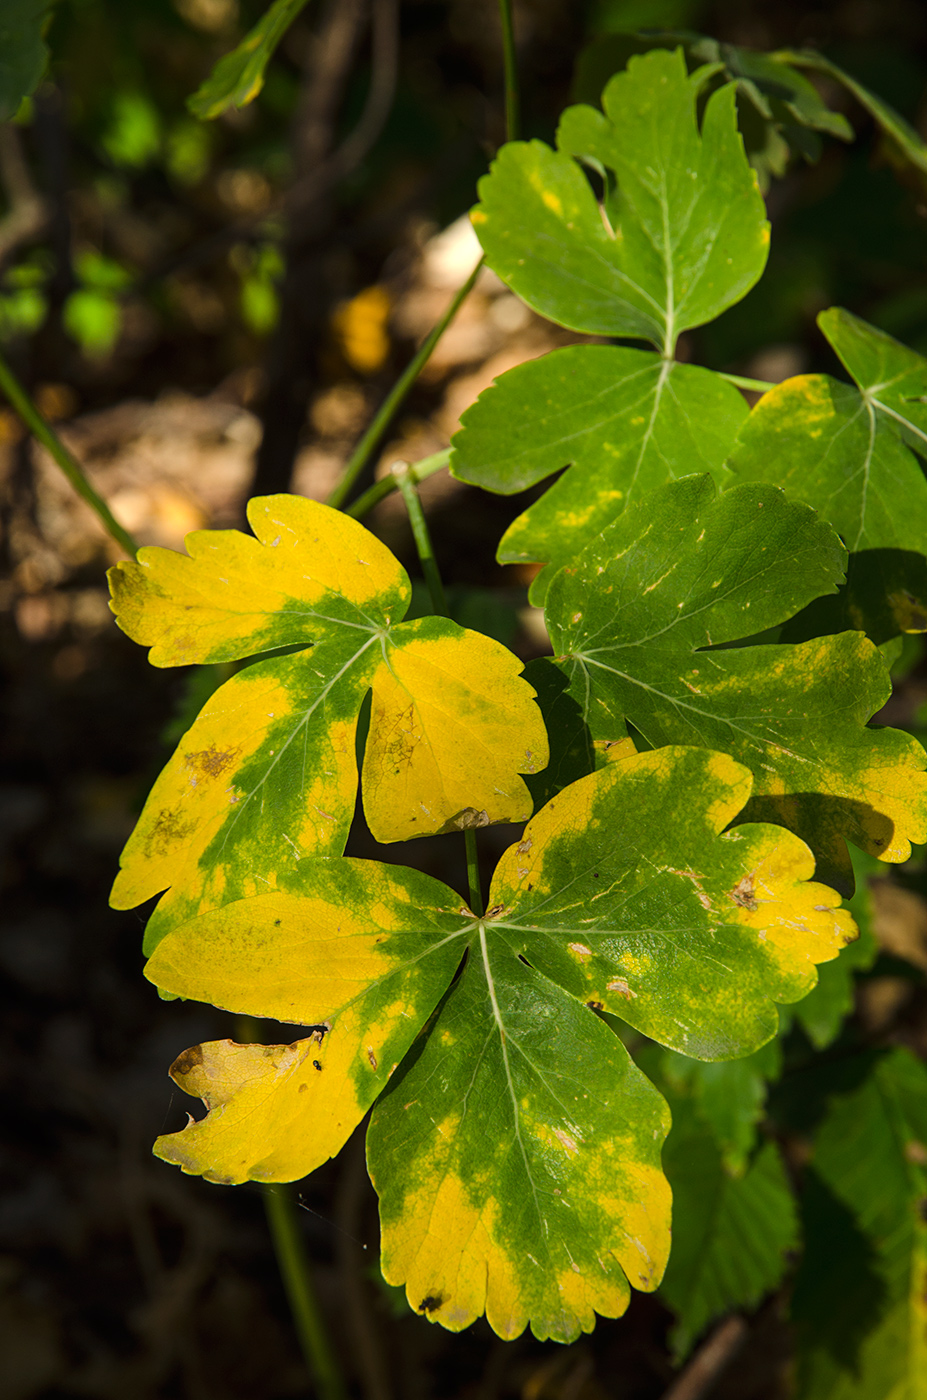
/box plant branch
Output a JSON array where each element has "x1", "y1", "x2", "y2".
[
  {"x1": 0, "y1": 348, "x2": 138, "y2": 558},
  {"x1": 498, "y1": 0, "x2": 520, "y2": 143},
  {"x1": 392, "y1": 459, "x2": 448, "y2": 617},
  {"x1": 264, "y1": 1186, "x2": 349, "y2": 1400},
  {"x1": 344, "y1": 446, "x2": 450, "y2": 520},
  {"x1": 326, "y1": 257, "x2": 482, "y2": 509},
  {"x1": 0, "y1": 123, "x2": 47, "y2": 269},
  {"x1": 659, "y1": 1316, "x2": 748, "y2": 1400},
  {"x1": 465, "y1": 829, "x2": 484, "y2": 916},
  {"x1": 717, "y1": 371, "x2": 777, "y2": 393}
]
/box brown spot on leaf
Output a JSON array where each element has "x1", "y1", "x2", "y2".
[
  {"x1": 517, "y1": 839, "x2": 532, "y2": 854},
  {"x1": 586, "y1": 1000, "x2": 604, "y2": 1012},
  {"x1": 367, "y1": 1048, "x2": 378, "y2": 1070},
  {"x1": 170, "y1": 1044, "x2": 204, "y2": 1078},
  {"x1": 607, "y1": 978, "x2": 635, "y2": 1000},
  {"x1": 730, "y1": 875, "x2": 759, "y2": 912},
  {"x1": 185, "y1": 744, "x2": 241, "y2": 779},
  {"x1": 299, "y1": 1083, "x2": 309, "y2": 1093}
]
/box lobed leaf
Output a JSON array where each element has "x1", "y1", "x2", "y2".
[
  {"x1": 545, "y1": 475, "x2": 927, "y2": 890},
  {"x1": 108, "y1": 495, "x2": 547, "y2": 947},
  {"x1": 471, "y1": 47, "x2": 769, "y2": 354},
  {"x1": 729, "y1": 309, "x2": 927, "y2": 558},
  {"x1": 153, "y1": 744, "x2": 853, "y2": 1339},
  {"x1": 451, "y1": 345, "x2": 747, "y2": 602},
  {"x1": 187, "y1": 0, "x2": 311, "y2": 120},
  {"x1": 147, "y1": 859, "x2": 472, "y2": 1183}
]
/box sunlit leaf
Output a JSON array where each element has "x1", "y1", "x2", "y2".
[
  {"x1": 792, "y1": 1049, "x2": 927, "y2": 1400},
  {"x1": 545, "y1": 475, "x2": 927, "y2": 891},
  {"x1": 451, "y1": 346, "x2": 748, "y2": 602},
  {"x1": 108, "y1": 495, "x2": 547, "y2": 947},
  {"x1": 153, "y1": 744, "x2": 852, "y2": 1339},
  {"x1": 730, "y1": 309, "x2": 927, "y2": 558},
  {"x1": 471, "y1": 47, "x2": 768, "y2": 354},
  {"x1": 187, "y1": 0, "x2": 311, "y2": 120},
  {"x1": 147, "y1": 859, "x2": 470, "y2": 1183}
]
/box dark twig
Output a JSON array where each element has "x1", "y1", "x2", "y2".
[
  {"x1": 659, "y1": 1316, "x2": 749, "y2": 1400},
  {"x1": 0, "y1": 123, "x2": 47, "y2": 269}
]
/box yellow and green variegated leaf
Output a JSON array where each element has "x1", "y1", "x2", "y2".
[
  {"x1": 152, "y1": 741, "x2": 855, "y2": 1339},
  {"x1": 108, "y1": 494, "x2": 547, "y2": 946},
  {"x1": 489, "y1": 746, "x2": 855, "y2": 1058},
  {"x1": 545, "y1": 475, "x2": 927, "y2": 892},
  {"x1": 145, "y1": 859, "x2": 472, "y2": 1183},
  {"x1": 368, "y1": 944, "x2": 671, "y2": 1344},
  {"x1": 729, "y1": 309, "x2": 927, "y2": 560},
  {"x1": 187, "y1": 0, "x2": 310, "y2": 120},
  {"x1": 471, "y1": 47, "x2": 768, "y2": 354}
]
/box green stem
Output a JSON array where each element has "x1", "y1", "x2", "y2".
[
  {"x1": 264, "y1": 1186, "x2": 349, "y2": 1400},
  {"x1": 465, "y1": 829, "x2": 484, "y2": 916},
  {"x1": 717, "y1": 371, "x2": 777, "y2": 394},
  {"x1": 237, "y1": 1017, "x2": 348, "y2": 1400},
  {"x1": 0, "y1": 348, "x2": 138, "y2": 559},
  {"x1": 344, "y1": 447, "x2": 451, "y2": 521},
  {"x1": 392, "y1": 460, "x2": 448, "y2": 617},
  {"x1": 498, "y1": 0, "x2": 520, "y2": 142},
  {"x1": 327, "y1": 260, "x2": 482, "y2": 510}
]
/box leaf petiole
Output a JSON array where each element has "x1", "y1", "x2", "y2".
[
  {"x1": 391, "y1": 459, "x2": 449, "y2": 617},
  {"x1": 0, "y1": 349, "x2": 138, "y2": 559},
  {"x1": 345, "y1": 447, "x2": 450, "y2": 521},
  {"x1": 716, "y1": 371, "x2": 777, "y2": 394},
  {"x1": 465, "y1": 828, "x2": 484, "y2": 916}
]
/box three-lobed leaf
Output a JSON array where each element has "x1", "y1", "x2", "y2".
[
  {"x1": 108, "y1": 494, "x2": 547, "y2": 948},
  {"x1": 149, "y1": 744, "x2": 854, "y2": 1340},
  {"x1": 544, "y1": 475, "x2": 927, "y2": 891},
  {"x1": 471, "y1": 47, "x2": 769, "y2": 355}
]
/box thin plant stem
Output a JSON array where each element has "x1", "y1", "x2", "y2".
[
  {"x1": 237, "y1": 1017, "x2": 349, "y2": 1400},
  {"x1": 0, "y1": 348, "x2": 138, "y2": 559},
  {"x1": 345, "y1": 447, "x2": 450, "y2": 520},
  {"x1": 465, "y1": 829, "x2": 484, "y2": 916},
  {"x1": 717, "y1": 371, "x2": 777, "y2": 393},
  {"x1": 327, "y1": 259, "x2": 482, "y2": 510},
  {"x1": 264, "y1": 1186, "x2": 349, "y2": 1400},
  {"x1": 391, "y1": 459, "x2": 449, "y2": 617},
  {"x1": 498, "y1": 0, "x2": 520, "y2": 142}
]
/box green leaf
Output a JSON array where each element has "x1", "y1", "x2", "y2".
[
  {"x1": 659, "y1": 1093, "x2": 799, "y2": 1360},
  {"x1": 108, "y1": 495, "x2": 547, "y2": 948},
  {"x1": 187, "y1": 0, "x2": 311, "y2": 121},
  {"x1": 0, "y1": 0, "x2": 50, "y2": 124},
  {"x1": 658, "y1": 1038, "x2": 783, "y2": 1175},
  {"x1": 451, "y1": 345, "x2": 748, "y2": 601},
  {"x1": 150, "y1": 745, "x2": 853, "y2": 1340},
  {"x1": 471, "y1": 47, "x2": 769, "y2": 354},
  {"x1": 777, "y1": 50, "x2": 927, "y2": 185},
  {"x1": 792, "y1": 1049, "x2": 927, "y2": 1400},
  {"x1": 789, "y1": 848, "x2": 879, "y2": 1049},
  {"x1": 544, "y1": 475, "x2": 927, "y2": 891},
  {"x1": 729, "y1": 308, "x2": 927, "y2": 556}
]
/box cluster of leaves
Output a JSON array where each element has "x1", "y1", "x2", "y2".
[{"x1": 97, "y1": 27, "x2": 927, "y2": 1386}]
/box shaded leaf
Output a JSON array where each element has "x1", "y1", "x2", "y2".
[
  {"x1": 0, "y1": 0, "x2": 50, "y2": 123},
  {"x1": 471, "y1": 47, "x2": 768, "y2": 354},
  {"x1": 658, "y1": 1038, "x2": 783, "y2": 1175},
  {"x1": 153, "y1": 745, "x2": 853, "y2": 1340},
  {"x1": 730, "y1": 309, "x2": 927, "y2": 558},
  {"x1": 545, "y1": 475, "x2": 927, "y2": 890},
  {"x1": 658, "y1": 1090, "x2": 799, "y2": 1360},
  {"x1": 451, "y1": 345, "x2": 747, "y2": 601},
  {"x1": 792, "y1": 1048, "x2": 927, "y2": 1400},
  {"x1": 187, "y1": 0, "x2": 311, "y2": 120},
  {"x1": 147, "y1": 858, "x2": 471, "y2": 1183},
  {"x1": 108, "y1": 495, "x2": 547, "y2": 948}
]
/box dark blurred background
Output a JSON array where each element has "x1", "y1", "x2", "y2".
[{"x1": 3, "y1": 2, "x2": 927, "y2": 1397}]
